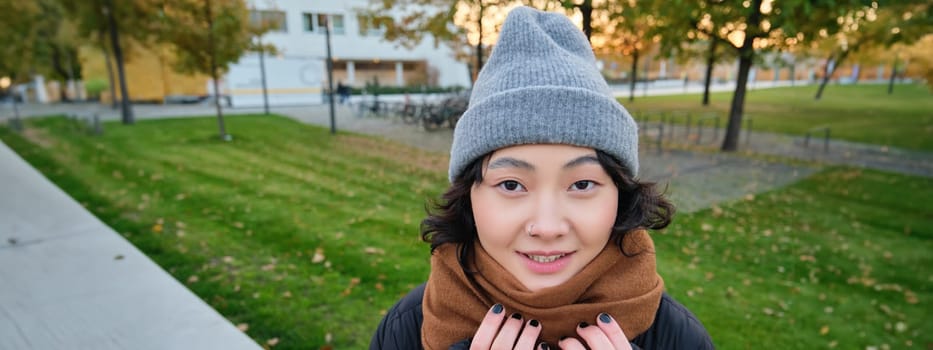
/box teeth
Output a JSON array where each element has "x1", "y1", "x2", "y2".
[{"x1": 527, "y1": 254, "x2": 564, "y2": 263}]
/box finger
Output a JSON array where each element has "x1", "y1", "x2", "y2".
[
  {"x1": 595, "y1": 313, "x2": 631, "y2": 350},
  {"x1": 490, "y1": 313, "x2": 524, "y2": 349},
  {"x1": 576, "y1": 322, "x2": 614, "y2": 349},
  {"x1": 469, "y1": 304, "x2": 507, "y2": 350},
  {"x1": 513, "y1": 319, "x2": 542, "y2": 350},
  {"x1": 558, "y1": 336, "x2": 587, "y2": 350}
]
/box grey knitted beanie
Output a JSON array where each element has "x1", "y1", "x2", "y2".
[{"x1": 448, "y1": 6, "x2": 639, "y2": 182}]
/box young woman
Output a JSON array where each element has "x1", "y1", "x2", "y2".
[{"x1": 371, "y1": 6, "x2": 713, "y2": 350}]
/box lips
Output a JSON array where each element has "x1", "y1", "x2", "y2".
[
  {"x1": 523, "y1": 253, "x2": 566, "y2": 263},
  {"x1": 518, "y1": 251, "x2": 573, "y2": 274}
]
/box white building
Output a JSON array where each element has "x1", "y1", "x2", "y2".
[{"x1": 227, "y1": 0, "x2": 471, "y2": 107}]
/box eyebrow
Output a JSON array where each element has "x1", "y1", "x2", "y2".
[
  {"x1": 486, "y1": 154, "x2": 599, "y2": 171},
  {"x1": 563, "y1": 155, "x2": 600, "y2": 169},
  {"x1": 487, "y1": 157, "x2": 534, "y2": 170}
]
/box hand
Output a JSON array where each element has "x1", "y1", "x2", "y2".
[
  {"x1": 469, "y1": 304, "x2": 543, "y2": 350},
  {"x1": 557, "y1": 313, "x2": 632, "y2": 350}
]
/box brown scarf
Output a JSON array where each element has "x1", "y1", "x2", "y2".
[{"x1": 422, "y1": 229, "x2": 664, "y2": 349}]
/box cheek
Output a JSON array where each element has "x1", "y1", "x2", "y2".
[
  {"x1": 471, "y1": 189, "x2": 513, "y2": 245},
  {"x1": 574, "y1": 194, "x2": 618, "y2": 242}
]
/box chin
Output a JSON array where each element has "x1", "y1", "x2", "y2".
[{"x1": 522, "y1": 276, "x2": 568, "y2": 292}]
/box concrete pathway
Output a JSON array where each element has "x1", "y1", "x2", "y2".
[{"x1": 0, "y1": 141, "x2": 260, "y2": 350}]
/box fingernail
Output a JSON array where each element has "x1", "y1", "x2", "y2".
[
  {"x1": 579, "y1": 321, "x2": 589, "y2": 328},
  {"x1": 529, "y1": 319, "x2": 539, "y2": 327},
  {"x1": 599, "y1": 313, "x2": 612, "y2": 324},
  {"x1": 491, "y1": 304, "x2": 503, "y2": 314},
  {"x1": 510, "y1": 312, "x2": 522, "y2": 320},
  {"x1": 559, "y1": 336, "x2": 569, "y2": 341},
  {"x1": 539, "y1": 343, "x2": 550, "y2": 350}
]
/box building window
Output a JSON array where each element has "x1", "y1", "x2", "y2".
[
  {"x1": 330, "y1": 14, "x2": 345, "y2": 35},
  {"x1": 357, "y1": 15, "x2": 386, "y2": 37},
  {"x1": 303, "y1": 13, "x2": 344, "y2": 35},
  {"x1": 302, "y1": 13, "x2": 314, "y2": 32},
  {"x1": 250, "y1": 10, "x2": 287, "y2": 33}
]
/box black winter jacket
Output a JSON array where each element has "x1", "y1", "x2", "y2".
[{"x1": 370, "y1": 283, "x2": 714, "y2": 349}]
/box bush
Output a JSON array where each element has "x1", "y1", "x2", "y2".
[{"x1": 84, "y1": 78, "x2": 109, "y2": 98}]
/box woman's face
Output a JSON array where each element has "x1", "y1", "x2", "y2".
[{"x1": 471, "y1": 144, "x2": 619, "y2": 292}]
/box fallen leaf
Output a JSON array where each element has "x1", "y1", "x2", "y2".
[
  {"x1": 237, "y1": 323, "x2": 249, "y2": 332},
  {"x1": 267, "y1": 337, "x2": 279, "y2": 346},
  {"x1": 187, "y1": 275, "x2": 199, "y2": 284},
  {"x1": 819, "y1": 325, "x2": 829, "y2": 335},
  {"x1": 904, "y1": 290, "x2": 918, "y2": 304},
  {"x1": 312, "y1": 248, "x2": 326, "y2": 263},
  {"x1": 364, "y1": 247, "x2": 385, "y2": 255}
]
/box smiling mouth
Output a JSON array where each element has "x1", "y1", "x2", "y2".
[{"x1": 522, "y1": 253, "x2": 567, "y2": 263}]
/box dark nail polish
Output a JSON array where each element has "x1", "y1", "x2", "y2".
[
  {"x1": 559, "y1": 336, "x2": 569, "y2": 341},
  {"x1": 529, "y1": 319, "x2": 539, "y2": 327},
  {"x1": 579, "y1": 322, "x2": 589, "y2": 328},
  {"x1": 599, "y1": 313, "x2": 612, "y2": 324},
  {"x1": 511, "y1": 312, "x2": 522, "y2": 320},
  {"x1": 539, "y1": 343, "x2": 550, "y2": 350},
  {"x1": 491, "y1": 304, "x2": 503, "y2": 314}
]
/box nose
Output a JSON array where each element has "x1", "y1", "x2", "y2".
[{"x1": 527, "y1": 193, "x2": 569, "y2": 239}]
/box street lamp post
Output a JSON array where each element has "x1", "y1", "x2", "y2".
[
  {"x1": 323, "y1": 15, "x2": 336, "y2": 135},
  {"x1": 258, "y1": 36, "x2": 270, "y2": 115}
]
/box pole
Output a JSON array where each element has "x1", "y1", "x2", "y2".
[
  {"x1": 259, "y1": 36, "x2": 270, "y2": 115},
  {"x1": 324, "y1": 16, "x2": 336, "y2": 134}
]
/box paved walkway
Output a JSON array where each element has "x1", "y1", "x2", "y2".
[{"x1": 0, "y1": 140, "x2": 260, "y2": 349}]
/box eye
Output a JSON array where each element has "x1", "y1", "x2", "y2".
[
  {"x1": 570, "y1": 180, "x2": 596, "y2": 191},
  {"x1": 496, "y1": 180, "x2": 525, "y2": 192}
]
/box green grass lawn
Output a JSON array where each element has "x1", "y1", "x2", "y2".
[
  {"x1": 1, "y1": 115, "x2": 930, "y2": 349},
  {"x1": 624, "y1": 83, "x2": 933, "y2": 152}
]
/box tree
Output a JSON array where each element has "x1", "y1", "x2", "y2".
[
  {"x1": 655, "y1": 1, "x2": 741, "y2": 106},
  {"x1": 599, "y1": 0, "x2": 661, "y2": 102},
  {"x1": 0, "y1": 0, "x2": 42, "y2": 125},
  {"x1": 159, "y1": 0, "x2": 257, "y2": 140},
  {"x1": 59, "y1": 0, "x2": 164, "y2": 124},
  {"x1": 813, "y1": 1, "x2": 930, "y2": 99},
  {"x1": 39, "y1": 3, "x2": 85, "y2": 103},
  {"x1": 670, "y1": 0, "x2": 856, "y2": 151},
  {"x1": 246, "y1": 8, "x2": 282, "y2": 116},
  {"x1": 359, "y1": 0, "x2": 511, "y2": 84},
  {"x1": 902, "y1": 34, "x2": 933, "y2": 91},
  {"x1": 559, "y1": 0, "x2": 595, "y2": 42}
]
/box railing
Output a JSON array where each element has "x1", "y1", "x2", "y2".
[
  {"x1": 695, "y1": 114, "x2": 720, "y2": 145},
  {"x1": 67, "y1": 112, "x2": 103, "y2": 135},
  {"x1": 803, "y1": 126, "x2": 831, "y2": 153}
]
